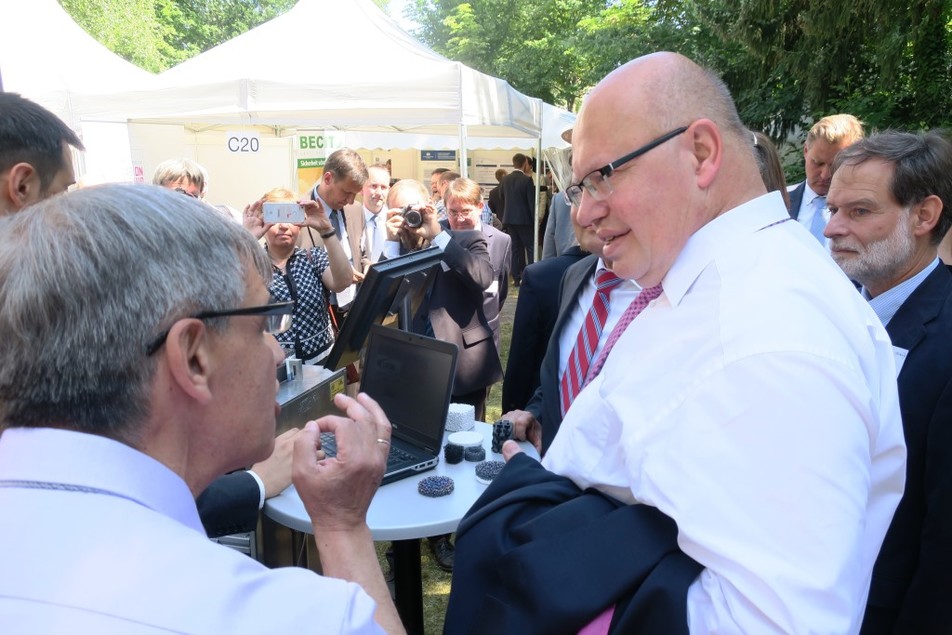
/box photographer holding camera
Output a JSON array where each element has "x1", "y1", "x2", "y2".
[{"x1": 382, "y1": 178, "x2": 503, "y2": 572}]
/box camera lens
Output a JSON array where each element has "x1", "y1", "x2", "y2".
[{"x1": 404, "y1": 209, "x2": 423, "y2": 228}]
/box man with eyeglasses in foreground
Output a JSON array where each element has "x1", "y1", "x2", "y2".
[
  {"x1": 0, "y1": 184, "x2": 404, "y2": 634},
  {"x1": 153, "y1": 161, "x2": 303, "y2": 539},
  {"x1": 446, "y1": 52, "x2": 905, "y2": 633}
]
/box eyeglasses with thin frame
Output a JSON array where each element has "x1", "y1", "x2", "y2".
[
  {"x1": 564, "y1": 126, "x2": 689, "y2": 207},
  {"x1": 447, "y1": 205, "x2": 480, "y2": 219},
  {"x1": 145, "y1": 301, "x2": 295, "y2": 356},
  {"x1": 174, "y1": 187, "x2": 199, "y2": 199}
]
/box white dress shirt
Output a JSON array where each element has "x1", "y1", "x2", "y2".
[
  {"x1": 557, "y1": 259, "x2": 641, "y2": 378},
  {"x1": 0, "y1": 427, "x2": 381, "y2": 635},
  {"x1": 543, "y1": 191, "x2": 906, "y2": 634}
]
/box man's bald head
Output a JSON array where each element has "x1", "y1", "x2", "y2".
[{"x1": 571, "y1": 52, "x2": 765, "y2": 285}]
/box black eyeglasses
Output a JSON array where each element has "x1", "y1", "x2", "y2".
[
  {"x1": 145, "y1": 301, "x2": 295, "y2": 356},
  {"x1": 174, "y1": 187, "x2": 199, "y2": 199},
  {"x1": 565, "y1": 126, "x2": 690, "y2": 207}
]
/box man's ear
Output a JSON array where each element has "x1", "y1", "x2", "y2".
[
  {"x1": 163, "y1": 319, "x2": 215, "y2": 406},
  {"x1": 2, "y1": 163, "x2": 43, "y2": 211},
  {"x1": 912, "y1": 194, "x2": 943, "y2": 238},
  {"x1": 689, "y1": 119, "x2": 723, "y2": 189}
]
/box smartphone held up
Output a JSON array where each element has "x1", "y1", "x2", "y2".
[{"x1": 263, "y1": 202, "x2": 306, "y2": 224}]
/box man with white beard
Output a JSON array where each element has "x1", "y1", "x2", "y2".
[{"x1": 825, "y1": 130, "x2": 952, "y2": 634}]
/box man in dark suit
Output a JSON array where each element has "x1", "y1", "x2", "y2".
[
  {"x1": 500, "y1": 153, "x2": 536, "y2": 285},
  {"x1": 487, "y1": 167, "x2": 506, "y2": 220},
  {"x1": 787, "y1": 113, "x2": 864, "y2": 243},
  {"x1": 500, "y1": 243, "x2": 586, "y2": 414},
  {"x1": 824, "y1": 130, "x2": 952, "y2": 633},
  {"x1": 443, "y1": 176, "x2": 511, "y2": 364},
  {"x1": 385, "y1": 179, "x2": 501, "y2": 421}
]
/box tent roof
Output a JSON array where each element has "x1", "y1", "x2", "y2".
[
  {"x1": 73, "y1": 0, "x2": 559, "y2": 143},
  {"x1": 0, "y1": 0, "x2": 155, "y2": 126}
]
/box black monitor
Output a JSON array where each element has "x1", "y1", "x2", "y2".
[{"x1": 323, "y1": 246, "x2": 443, "y2": 371}]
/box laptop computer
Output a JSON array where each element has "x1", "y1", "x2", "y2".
[{"x1": 320, "y1": 324, "x2": 459, "y2": 485}]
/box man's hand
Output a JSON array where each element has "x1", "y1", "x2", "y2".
[
  {"x1": 502, "y1": 409, "x2": 542, "y2": 454},
  {"x1": 250, "y1": 427, "x2": 299, "y2": 498},
  {"x1": 292, "y1": 392, "x2": 391, "y2": 533},
  {"x1": 501, "y1": 440, "x2": 524, "y2": 462},
  {"x1": 293, "y1": 393, "x2": 406, "y2": 635},
  {"x1": 384, "y1": 207, "x2": 404, "y2": 241},
  {"x1": 418, "y1": 204, "x2": 442, "y2": 241},
  {"x1": 242, "y1": 199, "x2": 271, "y2": 239}
]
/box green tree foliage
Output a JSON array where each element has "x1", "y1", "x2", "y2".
[
  {"x1": 59, "y1": 0, "x2": 173, "y2": 72},
  {"x1": 60, "y1": 0, "x2": 297, "y2": 71},
  {"x1": 158, "y1": 0, "x2": 296, "y2": 64},
  {"x1": 667, "y1": 0, "x2": 952, "y2": 138},
  {"x1": 408, "y1": 0, "x2": 612, "y2": 110},
  {"x1": 409, "y1": 0, "x2": 951, "y2": 140}
]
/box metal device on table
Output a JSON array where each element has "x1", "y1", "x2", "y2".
[{"x1": 276, "y1": 363, "x2": 347, "y2": 435}]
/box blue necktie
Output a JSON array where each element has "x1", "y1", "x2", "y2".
[
  {"x1": 368, "y1": 214, "x2": 383, "y2": 261},
  {"x1": 809, "y1": 196, "x2": 827, "y2": 243}
]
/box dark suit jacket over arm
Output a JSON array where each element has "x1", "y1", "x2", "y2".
[
  {"x1": 195, "y1": 471, "x2": 260, "y2": 538},
  {"x1": 445, "y1": 454, "x2": 701, "y2": 634}
]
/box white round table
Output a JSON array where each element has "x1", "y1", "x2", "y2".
[{"x1": 263, "y1": 422, "x2": 539, "y2": 634}]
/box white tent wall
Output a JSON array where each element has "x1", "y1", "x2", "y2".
[{"x1": 127, "y1": 122, "x2": 547, "y2": 210}]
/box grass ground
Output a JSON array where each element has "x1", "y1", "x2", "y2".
[{"x1": 376, "y1": 284, "x2": 518, "y2": 634}]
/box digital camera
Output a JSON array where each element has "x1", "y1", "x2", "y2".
[{"x1": 399, "y1": 204, "x2": 424, "y2": 228}]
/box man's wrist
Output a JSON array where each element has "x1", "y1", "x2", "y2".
[
  {"x1": 431, "y1": 230, "x2": 451, "y2": 251},
  {"x1": 246, "y1": 469, "x2": 266, "y2": 509}
]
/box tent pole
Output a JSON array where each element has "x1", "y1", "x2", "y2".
[
  {"x1": 532, "y1": 103, "x2": 543, "y2": 263},
  {"x1": 458, "y1": 124, "x2": 468, "y2": 178}
]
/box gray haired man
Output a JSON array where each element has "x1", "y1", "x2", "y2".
[{"x1": 0, "y1": 184, "x2": 404, "y2": 634}]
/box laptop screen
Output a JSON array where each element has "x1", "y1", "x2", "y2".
[{"x1": 360, "y1": 325, "x2": 458, "y2": 454}]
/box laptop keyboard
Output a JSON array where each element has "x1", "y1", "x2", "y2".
[{"x1": 320, "y1": 432, "x2": 415, "y2": 469}]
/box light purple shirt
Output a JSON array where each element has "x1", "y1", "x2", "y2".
[{"x1": 0, "y1": 427, "x2": 382, "y2": 635}]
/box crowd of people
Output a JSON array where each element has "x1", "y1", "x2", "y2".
[{"x1": 1, "y1": 46, "x2": 950, "y2": 634}]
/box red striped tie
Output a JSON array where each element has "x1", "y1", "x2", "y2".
[
  {"x1": 585, "y1": 284, "x2": 664, "y2": 385},
  {"x1": 559, "y1": 270, "x2": 623, "y2": 417}
]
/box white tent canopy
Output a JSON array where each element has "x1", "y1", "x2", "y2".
[
  {"x1": 73, "y1": 0, "x2": 562, "y2": 147},
  {"x1": 0, "y1": 0, "x2": 155, "y2": 128},
  {"x1": 0, "y1": 0, "x2": 159, "y2": 182}
]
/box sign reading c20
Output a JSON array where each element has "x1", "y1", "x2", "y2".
[{"x1": 226, "y1": 131, "x2": 261, "y2": 153}]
